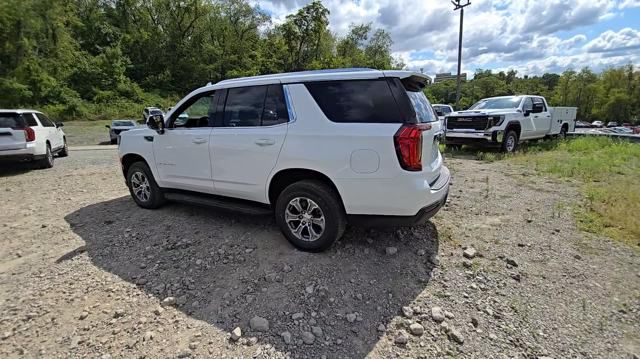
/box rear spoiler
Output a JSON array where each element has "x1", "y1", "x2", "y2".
[{"x1": 383, "y1": 71, "x2": 430, "y2": 91}]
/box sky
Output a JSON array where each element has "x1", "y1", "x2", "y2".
[{"x1": 251, "y1": 0, "x2": 640, "y2": 78}]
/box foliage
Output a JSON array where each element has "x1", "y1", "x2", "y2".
[
  {"x1": 0, "y1": 0, "x2": 401, "y2": 120},
  {"x1": 427, "y1": 65, "x2": 640, "y2": 124}
]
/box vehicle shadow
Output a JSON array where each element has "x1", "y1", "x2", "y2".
[
  {"x1": 64, "y1": 196, "x2": 440, "y2": 357},
  {"x1": 0, "y1": 162, "x2": 35, "y2": 177}
]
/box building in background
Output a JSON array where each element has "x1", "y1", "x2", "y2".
[{"x1": 434, "y1": 72, "x2": 467, "y2": 84}]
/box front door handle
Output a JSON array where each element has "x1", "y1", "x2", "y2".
[
  {"x1": 255, "y1": 139, "x2": 276, "y2": 146},
  {"x1": 192, "y1": 138, "x2": 207, "y2": 144}
]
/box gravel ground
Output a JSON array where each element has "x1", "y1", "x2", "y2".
[{"x1": 0, "y1": 149, "x2": 638, "y2": 359}]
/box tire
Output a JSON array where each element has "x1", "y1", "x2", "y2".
[
  {"x1": 274, "y1": 180, "x2": 346, "y2": 252},
  {"x1": 559, "y1": 126, "x2": 568, "y2": 139},
  {"x1": 38, "y1": 143, "x2": 54, "y2": 169},
  {"x1": 58, "y1": 139, "x2": 69, "y2": 157},
  {"x1": 126, "y1": 161, "x2": 165, "y2": 209},
  {"x1": 501, "y1": 130, "x2": 518, "y2": 153}
]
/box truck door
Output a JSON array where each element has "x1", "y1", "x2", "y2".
[{"x1": 531, "y1": 97, "x2": 551, "y2": 137}]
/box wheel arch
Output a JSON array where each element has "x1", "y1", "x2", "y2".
[
  {"x1": 504, "y1": 121, "x2": 522, "y2": 138},
  {"x1": 268, "y1": 168, "x2": 345, "y2": 209},
  {"x1": 121, "y1": 153, "x2": 150, "y2": 179}
]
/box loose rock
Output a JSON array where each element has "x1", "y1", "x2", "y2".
[
  {"x1": 402, "y1": 306, "x2": 414, "y2": 318},
  {"x1": 463, "y1": 247, "x2": 476, "y2": 259},
  {"x1": 162, "y1": 297, "x2": 177, "y2": 307},
  {"x1": 346, "y1": 313, "x2": 357, "y2": 323},
  {"x1": 386, "y1": 247, "x2": 398, "y2": 255},
  {"x1": 281, "y1": 331, "x2": 292, "y2": 344},
  {"x1": 301, "y1": 331, "x2": 315, "y2": 344},
  {"x1": 409, "y1": 323, "x2": 424, "y2": 336},
  {"x1": 230, "y1": 327, "x2": 242, "y2": 342},
  {"x1": 431, "y1": 307, "x2": 445, "y2": 322},
  {"x1": 249, "y1": 316, "x2": 269, "y2": 332},
  {"x1": 394, "y1": 330, "x2": 409, "y2": 345},
  {"x1": 448, "y1": 327, "x2": 464, "y2": 344}
]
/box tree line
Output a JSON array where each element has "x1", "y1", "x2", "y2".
[
  {"x1": 1, "y1": 0, "x2": 638, "y2": 123},
  {"x1": 0, "y1": 0, "x2": 401, "y2": 120},
  {"x1": 427, "y1": 65, "x2": 640, "y2": 124}
]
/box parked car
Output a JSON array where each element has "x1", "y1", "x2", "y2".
[
  {"x1": 444, "y1": 96, "x2": 577, "y2": 152},
  {"x1": 592, "y1": 121, "x2": 604, "y2": 128},
  {"x1": 106, "y1": 119, "x2": 137, "y2": 144},
  {"x1": 606, "y1": 121, "x2": 619, "y2": 128},
  {"x1": 142, "y1": 107, "x2": 164, "y2": 124},
  {"x1": 432, "y1": 104, "x2": 453, "y2": 126},
  {"x1": 118, "y1": 69, "x2": 450, "y2": 252},
  {"x1": 0, "y1": 109, "x2": 68, "y2": 168},
  {"x1": 575, "y1": 121, "x2": 592, "y2": 128}
]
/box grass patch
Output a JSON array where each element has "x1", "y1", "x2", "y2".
[
  {"x1": 62, "y1": 120, "x2": 113, "y2": 146},
  {"x1": 509, "y1": 137, "x2": 640, "y2": 247}
]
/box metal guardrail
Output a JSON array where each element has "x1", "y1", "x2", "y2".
[{"x1": 567, "y1": 132, "x2": 640, "y2": 143}]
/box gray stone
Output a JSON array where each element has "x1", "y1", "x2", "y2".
[
  {"x1": 281, "y1": 331, "x2": 292, "y2": 344},
  {"x1": 463, "y1": 247, "x2": 476, "y2": 259},
  {"x1": 301, "y1": 331, "x2": 315, "y2": 344},
  {"x1": 402, "y1": 306, "x2": 414, "y2": 318},
  {"x1": 346, "y1": 313, "x2": 357, "y2": 323},
  {"x1": 311, "y1": 326, "x2": 323, "y2": 337},
  {"x1": 448, "y1": 327, "x2": 464, "y2": 344},
  {"x1": 431, "y1": 307, "x2": 445, "y2": 322},
  {"x1": 249, "y1": 316, "x2": 269, "y2": 332},
  {"x1": 292, "y1": 312, "x2": 304, "y2": 320},
  {"x1": 113, "y1": 309, "x2": 125, "y2": 318},
  {"x1": 230, "y1": 327, "x2": 242, "y2": 342},
  {"x1": 394, "y1": 331, "x2": 409, "y2": 345},
  {"x1": 505, "y1": 257, "x2": 518, "y2": 267},
  {"x1": 143, "y1": 331, "x2": 155, "y2": 341},
  {"x1": 386, "y1": 247, "x2": 398, "y2": 255},
  {"x1": 177, "y1": 350, "x2": 192, "y2": 358},
  {"x1": 471, "y1": 316, "x2": 479, "y2": 328},
  {"x1": 377, "y1": 324, "x2": 386, "y2": 332},
  {"x1": 444, "y1": 311, "x2": 455, "y2": 319},
  {"x1": 409, "y1": 323, "x2": 424, "y2": 336},
  {"x1": 161, "y1": 297, "x2": 176, "y2": 307},
  {"x1": 79, "y1": 311, "x2": 89, "y2": 320}
]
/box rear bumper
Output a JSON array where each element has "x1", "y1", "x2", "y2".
[
  {"x1": 348, "y1": 189, "x2": 449, "y2": 226},
  {"x1": 0, "y1": 147, "x2": 41, "y2": 162},
  {"x1": 445, "y1": 130, "x2": 503, "y2": 146},
  {"x1": 337, "y1": 165, "x2": 451, "y2": 217}
]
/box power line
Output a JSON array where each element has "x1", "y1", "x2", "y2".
[{"x1": 452, "y1": 0, "x2": 470, "y2": 110}]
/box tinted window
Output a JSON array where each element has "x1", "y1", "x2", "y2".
[
  {"x1": 223, "y1": 86, "x2": 268, "y2": 127},
  {"x1": 36, "y1": 113, "x2": 55, "y2": 127},
  {"x1": 305, "y1": 80, "x2": 403, "y2": 123},
  {"x1": 262, "y1": 85, "x2": 289, "y2": 126},
  {"x1": 532, "y1": 97, "x2": 547, "y2": 111},
  {"x1": 0, "y1": 114, "x2": 26, "y2": 128},
  {"x1": 407, "y1": 91, "x2": 438, "y2": 123}
]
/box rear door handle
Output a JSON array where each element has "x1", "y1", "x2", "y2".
[
  {"x1": 192, "y1": 138, "x2": 207, "y2": 144},
  {"x1": 255, "y1": 139, "x2": 276, "y2": 146}
]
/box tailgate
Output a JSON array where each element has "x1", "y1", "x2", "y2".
[{"x1": 0, "y1": 113, "x2": 28, "y2": 151}]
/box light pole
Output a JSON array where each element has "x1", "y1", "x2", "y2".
[{"x1": 452, "y1": 0, "x2": 470, "y2": 110}]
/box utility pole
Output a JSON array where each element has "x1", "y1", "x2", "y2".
[{"x1": 452, "y1": 0, "x2": 470, "y2": 110}]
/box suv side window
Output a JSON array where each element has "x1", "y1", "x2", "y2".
[
  {"x1": 36, "y1": 113, "x2": 55, "y2": 127},
  {"x1": 170, "y1": 91, "x2": 216, "y2": 128},
  {"x1": 522, "y1": 97, "x2": 533, "y2": 113},
  {"x1": 218, "y1": 85, "x2": 288, "y2": 127},
  {"x1": 305, "y1": 80, "x2": 403, "y2": 123},
  {"x1": 23, "y1": 113, "x2": 38, "y2": 126},
  {"x1": 532, "y1": 97, "x2": 547, "y2": 111}
]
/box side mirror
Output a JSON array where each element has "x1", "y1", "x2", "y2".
[
  {"x1": 147, "y1": 114, "x2": 165, "y2": 133},
  {"x1": 523, "y1": 109, "x2": 531, "y2": 117},
  {"x1": 105, "y1": 125, "x2": 111, "y2": 129},
  {"x1": 56, "y1": 122, "x2": 64, "y2": 128}
]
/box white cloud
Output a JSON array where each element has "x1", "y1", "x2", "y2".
[
  {"x1": 254, "y1": 0, "x2": 640, "y2": 76},
  {"x1": 584, "y1": 28, "x2": 640, "y2": 53}
]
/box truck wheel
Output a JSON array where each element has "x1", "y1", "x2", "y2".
[
  {"x1": 127, "y1": 162, "x2": 165, "y2": 209},
  {"x1": 559, "y1": 126, "x2": 568, "y2": 139},
  {"x1": 275, "y1": 180, "x2": 346, "y2": 252},
  {"x1": 501, "y1": 130, "x2": 518, "y2": 153},
  {"x1": 38, "y1": 143, "x2": 54, "y2": 169}
]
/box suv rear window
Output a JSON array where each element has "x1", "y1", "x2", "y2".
[
  {"x1": 0, "y1": 113, "x2": 31, "y2": 129},
  {"x1": 305, "y1": 80, "x2": 403, "y2": 123}
]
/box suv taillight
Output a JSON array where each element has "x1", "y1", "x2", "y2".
[
  {"x1": 394, "y1": 123, "x2": 431, "y2": 171},
  {"x1": 24, "y1": 127, "x2": 36, "y2": 142}
]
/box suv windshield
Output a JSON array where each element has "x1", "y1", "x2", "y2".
[
  {"x1": 112, "y1": 120, "x2": 136, "y2": 127},
  {"x1": 470, "y1": 97, "x2": 522, "y2": 110},
  {"x1": 433, "y1": 105, "x2": 452, "y2": 114}
]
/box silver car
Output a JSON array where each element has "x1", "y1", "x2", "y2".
[{"x1": 106, "y1": 119, "x2": 137, "y2": 144}]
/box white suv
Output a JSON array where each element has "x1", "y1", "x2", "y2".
[
  {"x1": 0, "y1": 109, "x2": 68, "y2": 168},
  {"x1": 118, "y1": 69, "x2": 450, "y2": 251}
]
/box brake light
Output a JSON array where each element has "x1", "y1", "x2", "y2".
[
  {"x1": 394, "y1": 123, "x2": 431, "y2": 171},
  {"x1": 24, "y1": 127, "x2": 36, "y2": 142}
]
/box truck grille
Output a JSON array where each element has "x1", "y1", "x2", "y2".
[{"x1": 446, "y1": 116, "x2": 490, "y2": 131}]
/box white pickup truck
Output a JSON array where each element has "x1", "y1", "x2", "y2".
[{"x1": 444, "y1": 95, "x2": 577, "y2": 152}]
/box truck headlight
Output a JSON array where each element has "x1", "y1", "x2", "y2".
[{"x1": 488, "y1": 115, "x2": 505, "y2": 127}]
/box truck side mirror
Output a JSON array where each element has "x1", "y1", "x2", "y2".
[{"x1": 147, "y1": 114, "x2": 165, "y2": 134}]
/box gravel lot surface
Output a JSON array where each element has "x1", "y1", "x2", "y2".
[{"x1": 1, "y1": 149, "x2": 638, "y2": 358}]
